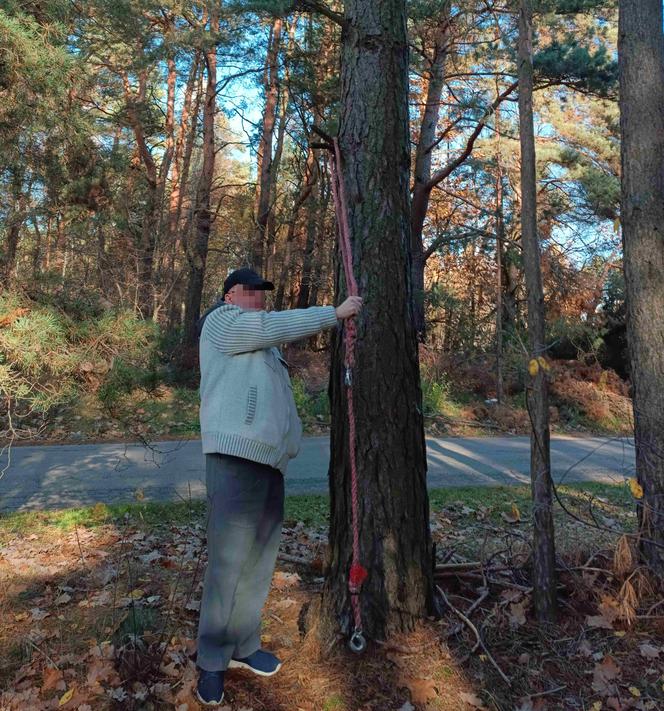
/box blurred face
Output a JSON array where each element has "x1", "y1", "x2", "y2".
[{"x1": 224, "y1": 284, "x2": 267, "y2": 311}]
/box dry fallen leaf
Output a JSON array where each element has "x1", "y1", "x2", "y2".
[
  {"x1": 274, "y1": 597, "x2": 297, "y2": 610},
  {"x1": 639, "y1": 643, "x2": 661, "y2": 659},
  {"x1": 58, "y1": 687, "x2": 74, "y2": 706},
  {"x1": 586, "y1": 614, "x2": 614, "y2": 629},
  {"x1": 459, "y1": 690, "x2": 488, "y2": 709},
  {"x1": 41, "y1": 666, "x2": 63, "y2": 692},
  {"x1": 272, "y1": 571, "x2": 301, "y2": 589},
  {"x1": 402, "y1": 676, "x2": 438, "y2": 706},
  {"x1": 592, "y1": 656, "x2": 621, "y2": 697},
  {"x1": 30, "y1": 607, "x2": 50, "y2": 621},
  {"x1": 629, "y1": 478, "x2": 644, "y2": 499},
  {"x1": 501, "y1": 502, "x2": 521, "y2": 524},
  {"x1": 508, "y1": 601, "x2": 527, "y2": 628}
]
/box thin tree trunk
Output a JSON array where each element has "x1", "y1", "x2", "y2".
[
  {"x1": 122, "y1": 68, "x2": 159, "y2": 318},
  {"x1": 318, "y1": 0, "x2": 435, "y2": 646},
  {"x1": 274, "y1": 149, "x2": 317, "y2": 311},
  {"x1": 410, "y1": 6, "x2": 451, "y2": 342},
  {"x1": 2, "y1": 209, "x2": 24, "y2": 286},
  {"x1": 168, "y1": 60, "x2": 204, "y2": 331},
  {"x1": 31, "y1": 216, "x2": 41, "y2": 280},
  {"x1": 297, "y1": 162, "x2": 323, "y2": 310},
  {"x1": 264, "y1": 89, "x2": 288, "y2": 282},
  {"x1": 265, "y1": 22, "x2": 294, "y2": 282},
  {"x1": 1, "y1": 170, "x2": 26, "y2": 285},
  {"x1": 251, "y1": 18, "x2": 283, "y2": 271},
  {"x1": 518, "y1": 0, "x2": 557, "y2": 622},
  {"x1": 495, "y1": 103, "x2": 505, "y2": 403},
  {"x1": 183, "y1": 7, "x2": 218, "y2": 349},
  {"x1": 618, "y1": 0, "x2": 664, "y2": 576},
  {"x1": 165, "y1": 52, "x2": 200, "y2": 329}
]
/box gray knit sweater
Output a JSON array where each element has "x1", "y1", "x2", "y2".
[{"x1": 199, "y1": 303, "x2": 339, "y2": 474}]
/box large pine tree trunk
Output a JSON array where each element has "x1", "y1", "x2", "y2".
[
  {"x1": 618, "y1": 0, "x2": 664, "y2": 576},
  {"x1": 317, "y1": 0, "x2": 436, "y2": 647},
  {"x1": 517, "y1": 0, "x2": 557, "y2": 622}
]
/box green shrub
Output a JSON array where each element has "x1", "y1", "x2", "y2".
[
  {"x1": 421, "y1": 375, "x2": 452, "y2": 416},
  {"x1": 546, "y1": 316, "x2": 606, "y2": 361},
  {"x1": 291, "y1": 376, "x2": 330, "y2": 426},
  {"x1": 0, "y1": 289, "x2": 160, "y2": 417}
]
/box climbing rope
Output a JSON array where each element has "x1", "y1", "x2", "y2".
[{"x1": 329, "y1": 137, "x2": 368, "y2": 654}]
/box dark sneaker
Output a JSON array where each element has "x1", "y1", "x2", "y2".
[
  {"x1": 196, "y1": 669, "x2": 225, "y2": 706},
  {"x1": 228, "y1": 649, "x2": 282, "y2": 676}
]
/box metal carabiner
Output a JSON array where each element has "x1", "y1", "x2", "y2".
[
  {"x1": 344, "y1": 366, "x2": 352, "y2": 387},
  {"x1": 348, "y1": 629, "x2": 367, "y2": 654}
]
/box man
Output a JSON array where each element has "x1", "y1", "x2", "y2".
[{"x1": 195, "y1": 267, "x2": 363, "y2": 706}]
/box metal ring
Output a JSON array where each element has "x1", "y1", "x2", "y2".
[{"x1": 348, "y1": 630, "x2": 367, "y2": 654}]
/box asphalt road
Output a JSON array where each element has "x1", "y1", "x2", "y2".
[{"x1": 0, "y1": 435, "x2": 635, "y2": 512}]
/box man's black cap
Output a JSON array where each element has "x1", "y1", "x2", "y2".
[
  {"x1": 197, "y1": 268, "x2": 274, "y2": 340},
  {"x1": 222, "y1": 268, "x2": 274, "y2": 298}
]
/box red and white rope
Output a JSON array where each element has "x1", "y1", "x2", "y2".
[{"x1": 329, "y1": 137, "x2": 368, "y2": 636}]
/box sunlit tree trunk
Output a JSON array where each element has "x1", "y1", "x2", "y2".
[
  {"x1": 316, "y1": 0, "x2": 436, "y2": 647},
  {"x1": 618, "y1": 0, "x2": 664, "y2": 576},
  {"x1": 251, "y1": 18, "x2": 283, "y2": 271},
  {"x1": 518, "y1": 0, "x2": 557, "y2": 622}
]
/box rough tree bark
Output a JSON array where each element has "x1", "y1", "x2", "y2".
[
  {"x1": 315, "y1": 0, "x2": 436, "y2": 647},
  {"x1": 618, "y1": 0, "x2": 664, "y2": 576},
  {"x1": 518, "y1": 0, "x2": 557, "y2": 622}
]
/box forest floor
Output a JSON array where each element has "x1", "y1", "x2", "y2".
[
  {"x1": 1, "y1": 483, "x2": 662, "y2": 711},
  {"x1": 3, "y1": 348, "x2": 634, "y2": 448}
]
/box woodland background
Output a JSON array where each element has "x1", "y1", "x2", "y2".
[
  {"x1": 0, "y1": 0, "x2": 631, "y2": 443},
  {"x1": 2, "y1": 2, "x2": 664, "y2": 711}
]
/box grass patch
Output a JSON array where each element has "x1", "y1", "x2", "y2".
[
  {"x1": 0, "y1": 500, "x2": 206, "y2": 543},
  {"x1": 0, "y1": 481, "x2": 636, "y2": 544}
]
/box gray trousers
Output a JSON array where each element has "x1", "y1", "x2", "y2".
[{"x1": 196, "y1": 452, "x2": 284, "y2": 672}]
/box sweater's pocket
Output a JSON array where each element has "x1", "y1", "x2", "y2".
[{"x1": 244, "y1": 385, "x2": 257, "y2": 425}]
